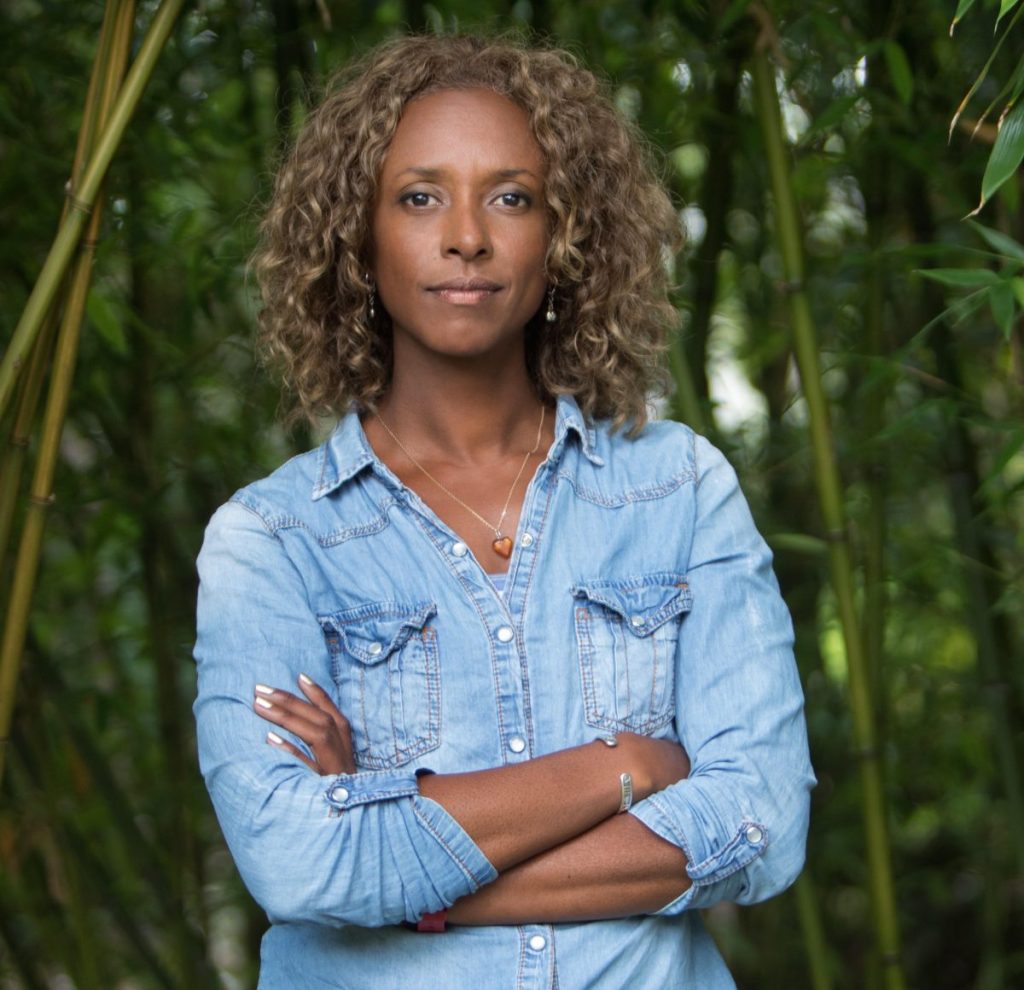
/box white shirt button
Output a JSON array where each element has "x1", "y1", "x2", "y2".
[
  {"x1": 744, "y1": 825, "x2": 764, "y2": 845},
  {"x1": 330, "y1": 786, "x2": 350, "y2": 803},
  {"x1": 452, "y1": 542, "x2": 468, "y2": 557},
  {"x1": 529, "y1": 934, "x2": 547, "y2": 951},
  {"x1": 630, "y1": 614, "x2": 644, "y2": 627},
  {"x1": 508, "y1": 736, "x2": 527, "y2": 754},
  {"x1": 367, "y1": 642, "x2": 383, "y2": 656},
  {"x1": 520, "y1": 533, "x2": 534, "y2": 547},
  {"x1": 496, "y1": 625, "x2": 514, "y2": 643}
]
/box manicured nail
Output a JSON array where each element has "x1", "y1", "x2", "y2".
[
  {"x1": 255, "y1": 683, "x2": 274, "y2": 696},
  {"x1": 255, "y1": 697, "x2": 273, "y2": 709},
  {"x1": 298, "y1": 673, "x2": 313, "y2": 687},
  {"x1": 266, "y1": 731, "x2": 284, "y2": 745}
]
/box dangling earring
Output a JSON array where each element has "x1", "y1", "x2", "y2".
[
  {"x1": 366, "y1": 275, "x2": 376, "y2": 320},
  {"x1": 545, "y1": 285, "x2": 557, "y2": 324}
]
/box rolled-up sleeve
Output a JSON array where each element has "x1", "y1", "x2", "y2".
[
  {"x1": 628, "y1": 434, "x2": 815, "y2": 912},
  {"x1": 193, "y1": 500, "x2": 496, "y2": 928}
]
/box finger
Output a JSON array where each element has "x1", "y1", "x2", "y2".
[
  {"x1": 254, "y1": 685, "x2": 355, "y2": 774},
  {"x1": 297, "y1": 674, "x2": 351, "y2": 730},
  {"x1": 265, "y1": 730, "x2": 319, "y2": 773},
  {"x1": 254, "y1": 692, "x2": 334, "y2": 744},
  {"x1": 255, "y1": 683, "x2": 335, "y2": 726}
]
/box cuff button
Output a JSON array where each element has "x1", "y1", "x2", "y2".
[
  {"x1": 744, "y1": 824, "x2": 763, "y2": 845},
  {"x1": 330, "y1": 786, "x2": 350, "y2": 803}
]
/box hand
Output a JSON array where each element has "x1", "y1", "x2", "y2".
[
  {"x1": 253, "y1": 674, "x2": 356, "y2": 775},
  {"x1": 613, "y1": 733, "x2": 690, "y2": 799}
]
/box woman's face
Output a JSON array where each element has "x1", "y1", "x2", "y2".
[{"x1": 371, "y1": 87, "x2": 549, "y2": 367}]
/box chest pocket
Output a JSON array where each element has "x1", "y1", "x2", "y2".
[
  {"x1": 573, "y1": 574, "x2": 692, "y2": 734},
  {"x1": 317, "y1": 602, "x2": 440, "y2": 770}
]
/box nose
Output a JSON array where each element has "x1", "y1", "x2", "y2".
[{"x1": 443, "y1": 198, "x2": 491, "y2": 261}]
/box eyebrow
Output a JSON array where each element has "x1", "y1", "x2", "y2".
[{"x1": 395, "y1": 167, "x2": 539, "y2": 181}]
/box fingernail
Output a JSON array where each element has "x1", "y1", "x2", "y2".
[
  {"x1": 298, "y1": 673, "x2": 313, "y2": 686},
  {"x1": 255, "y1": 697, "x2": 273, "y2": 709},
  {"x1": 255, "y1": 683, "x2": 275, "y2": 696},
  {"x1": 267, "y1": 731, "x2": 284, "y2": 745}
]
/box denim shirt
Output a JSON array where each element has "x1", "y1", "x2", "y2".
[{"x1": 193, "y1": 396, "x2": 814, "y2": 989}]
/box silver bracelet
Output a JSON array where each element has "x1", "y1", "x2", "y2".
[
  {"x1": 597, "y1": 737, "x2": 632, "y2": 811},
  {"x1": 618, "y1": 772, "x2": 633, "y2": 813}
]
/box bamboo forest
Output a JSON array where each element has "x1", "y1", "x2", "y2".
[{"x1": 1, "y1": 1, "x2": 1022, "y2": 987}]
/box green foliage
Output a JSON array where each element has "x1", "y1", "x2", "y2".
[
  {"x1": 1, "y1": 1, "x2": 1022, "y2": 989},
  {"x1": 951, "y1": 0, "x2": 1024, "y2": 212}
]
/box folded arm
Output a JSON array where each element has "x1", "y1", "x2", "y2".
[
  {"x1": 196, "y1": 500, "x2": 688, "y2": 929},
  {"x1": 447, "y1": 813, "x2": 690, "y2": 925}
]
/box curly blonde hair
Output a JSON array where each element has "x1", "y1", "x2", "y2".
[{"x1": 254, "y1": 33, "x2": 681, "y2": 432}]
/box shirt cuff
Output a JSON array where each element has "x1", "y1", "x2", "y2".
[
  {"x1": 629, "y1": 788, "x2": 768, "y2": 913},
  {"x1": 323, "y1": 768, "x2": 498, "y2": 913},
  {"x1": 410, "y1": 794, "x2": 499, "y2": 891},
  {"x1": 322, "y1": 768, "x2": 421, "y2": 810}
]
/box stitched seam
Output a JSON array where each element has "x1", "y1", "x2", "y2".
[
  {"x1": 553, "y1": 469, "x2": 693, "y2": 506},
  {"x1": 411, "y1": 804, "x2": 486, "y2": 887},
  {"x1": 514, "y1": 464, "x2": 555, "y2": 753}
]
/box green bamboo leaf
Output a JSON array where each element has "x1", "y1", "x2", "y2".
[
  {"x1": 916, "y1": 267, "x2": 1001, "y2": 288},
  {"x1": 967, "y1": 220, "x2": 1024, "y2": 261},
  {"x1": 883, "y1": 41, "x2": 913, "y2": 105},
  {"x1": 974, "y1": 101, "x2": 1024, "y2": 213},
  {"x1": 996, "y1": 0, "x2": 1023, "y2": 29},
  {"x1": 972, "y1": 57, "x2": 1024, "y2": 135},
  {"x1": 949, "y1": 5, "x2": 1024, "y2": 135},
  {"x1": 988, "y1": 280, "x2": 1017, "y2": 337},
  {"x1": 1010, "y1": 54, "x2": 1024, "y2": 103},
  {"x1": 951, "y1": 0, "x2": 979, "y2": 34},
  {"x1": 1012, "y1": 276, "x2": 1024, "y2": 307}
]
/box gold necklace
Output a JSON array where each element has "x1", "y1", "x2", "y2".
[{"x1": 375, "y1": 404, "x2": 546, "y2": 559}]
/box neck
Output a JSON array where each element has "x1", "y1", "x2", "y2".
[{"x1": 377, "y1": 353, "x2": 544, "y2": 465}]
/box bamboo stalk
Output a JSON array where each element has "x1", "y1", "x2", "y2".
[
  {"x1": 0, "y1": 0, "x2": 186, "y2": 423},
  {"x1": 793, "y1": 872, "x2": 832, "y2": 990},
  {"x1": 0, "y1": 0, "x2": 136, "y2": 787},
  {"x1": 0, "y1": 0, "x2": 125, "y2": 572},
  {"x1": 749, "y1": 49, "x2": 906, "y2": 989},
  {"x1": 0, "y1": 310, "x2": 59, "y2": 578}
]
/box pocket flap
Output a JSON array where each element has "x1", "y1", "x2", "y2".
[
  {"x1": 318, "y1": 602, "x2": 437, "y2": 664},
  {"x1": 572, "y1": 574, "x2": 692, "y2": 637}
]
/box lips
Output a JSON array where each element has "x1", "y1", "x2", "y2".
[{"x1": 427, "y1": 277, "x2": 503, "y2": 305}]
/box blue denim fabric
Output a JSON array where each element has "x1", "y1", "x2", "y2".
[{"x1": 193, "y1": 395, "x2": 815, "y2": 989}]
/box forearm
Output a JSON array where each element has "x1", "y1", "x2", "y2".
[
  {"x1": 446, "y1": 813, "x2": 690, "y2": 925},
  {"x1": 417, "y1": 735, "x2": 676, "y2": 872}
]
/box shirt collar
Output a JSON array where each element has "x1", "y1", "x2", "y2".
[{"x1": 311, "y1": 393, "x2": 603, "y2": 501}]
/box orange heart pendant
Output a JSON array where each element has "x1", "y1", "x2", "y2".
[{"x1": 492, "y1": 536, "x2": 514, "y2": 558}]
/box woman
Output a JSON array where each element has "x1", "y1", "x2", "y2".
[{"x1": 193, "y1": 33, "x2": 814, "y2": 989}]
